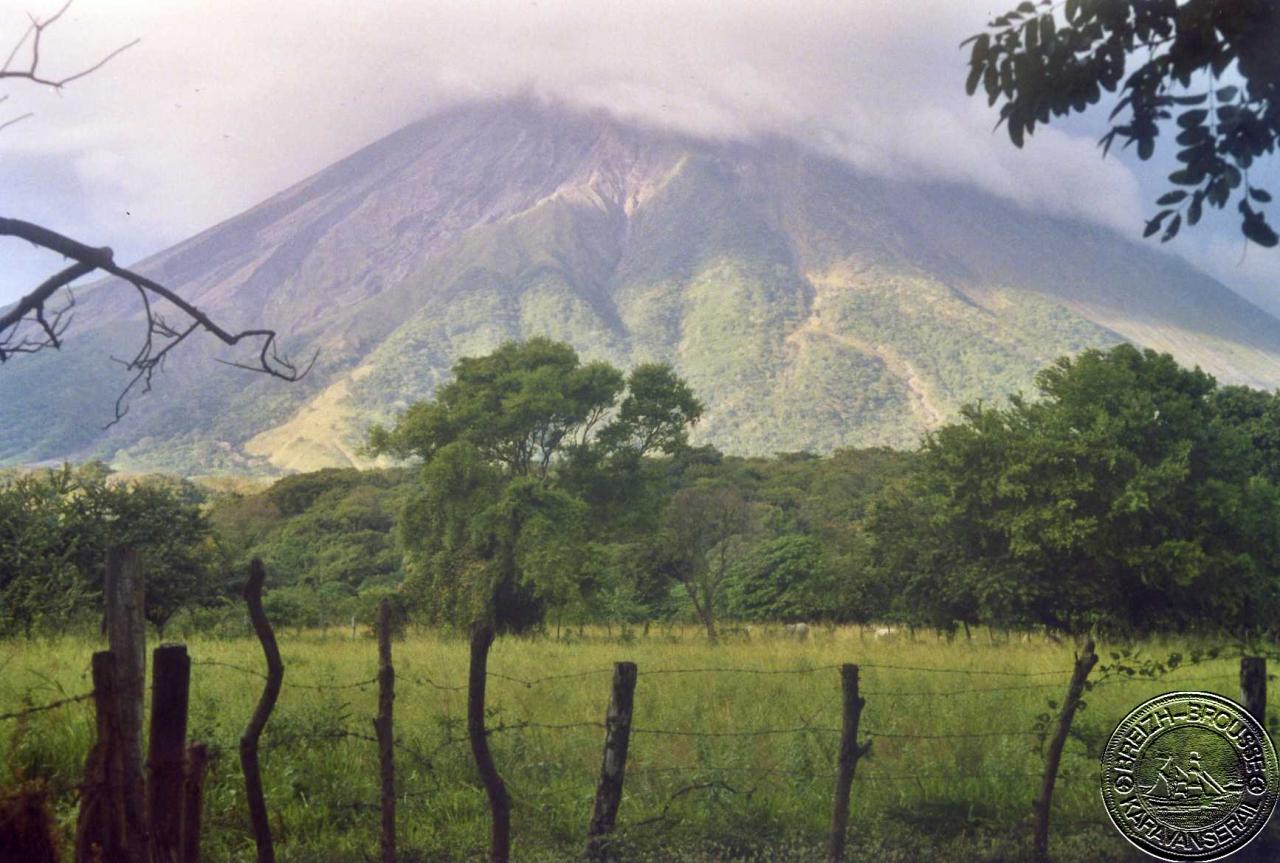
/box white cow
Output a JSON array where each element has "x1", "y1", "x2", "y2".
[
  {"x1": 784, "y1": 622, "x2": 810, "y2": 641},
  {"x1": 873, "y1": 626, "x2": 898, "y2": 639}
]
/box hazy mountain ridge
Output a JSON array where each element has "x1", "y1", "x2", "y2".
[{"x1": 4, "y1": 97, "x2": 1280, "y2": 475}]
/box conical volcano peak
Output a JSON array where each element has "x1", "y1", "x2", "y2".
[{"x1": 6, "y1": 98, "x2": 1280, "y2": 475}]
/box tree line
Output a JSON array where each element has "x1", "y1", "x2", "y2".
[{"x1": 4, "y1": 339, "x2": 1280, "y2": 641}]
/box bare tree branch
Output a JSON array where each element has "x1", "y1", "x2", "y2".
[
  {"x1": 0, "y1": 0, "x2": 138, "y2": 87},
  {"x1": 0, "y1": 109, "x2": 32, "y2": 131},
  {"x1": 0, "y1": 0, "x2": 138, "y2": 128},
  {"x1": 0, "y1": 2, "x2": 310, "y2": 424},
  {"x1": 1, "y1": 217, "x2": 316, "y2": 424}
]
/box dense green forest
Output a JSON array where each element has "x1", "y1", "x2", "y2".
[{"x1": 5, "y1": 340, "x2": 1280, "y2": 640}]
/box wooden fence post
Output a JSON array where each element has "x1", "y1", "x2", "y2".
[
  {"x1": 181, "y1": 742, "x2": 209, "y2": 863},
  {"x1": 240, "y1": 559, "x2": 284, "y2": 863},
  {"x1": 105, "y1": 546, "x2": 149, "y2": 862},
  {"x1": 148, "y1": 644, "x2": 191, "y2": 863},
  {"x1": 468, "y1": 621, "x2": 511, "y2": 863},
  {"x1": 373, "y1": 599, "x2": 396, "y2": 863},
  {"x1": 75, "y1": 651, "x2": 127, "y2": 863},
  {"x1": 0, "y1": 780, "x2": 60, "y2": 863},
  {"x1": 1032, "y1": 640, "x2": 1097, "y2": 863},
  {"x1": 1240, "y1": 656, "x2": 1275, "y2": 860},
  {"x1": 827, "y1": 664, "x2": 869, "y2": 863},
  {"x1": 1241, "y1": 656, "x2": 1266, "y2": 724},
  {"x1": 586, "y1": 661, "x2": 638, "y2": 861}
]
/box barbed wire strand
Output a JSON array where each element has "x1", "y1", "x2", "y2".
[
  {"x1": 0, "y1": 691, "x2": 93, "y2": 722},
  {"x1": 638, "y1": 665, "x2": 844, "y2": 677}
]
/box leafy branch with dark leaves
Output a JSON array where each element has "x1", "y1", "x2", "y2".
[{"x1": 965, "y1": 0, "x2": 1279, "y2": 246}]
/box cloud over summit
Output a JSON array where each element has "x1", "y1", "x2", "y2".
[{"x1": 0, "y1": 0, "x2": 1271, "y2": 308}]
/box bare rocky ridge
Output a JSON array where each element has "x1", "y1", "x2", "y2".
[{"x1": 4, "y1": 96, "x2": 1280, "y2": 475}]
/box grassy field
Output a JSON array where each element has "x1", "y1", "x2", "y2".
[{"x1": 0, "y1": 624, "x2": 1260, "y2": 862}]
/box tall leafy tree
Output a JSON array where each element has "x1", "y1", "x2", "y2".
[
  {"x1": 652, "y1": 485, "x2": 756, "y2": 644},
  {"x1": 870, "y1": 344, "x2": 1280, "y2": 635},
  {"x1": 367, "y1": 338, "x2": 701, "y2": 632},
  {"x1": 0, "y1": 464, "x2": 223, "y2": 636}
]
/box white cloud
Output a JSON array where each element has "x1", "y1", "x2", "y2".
[{"x1": 0, "y1": 0, "x2": 1254, "y2": 303}]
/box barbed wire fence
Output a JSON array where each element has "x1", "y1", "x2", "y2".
[{"x1": 0, "y1": 623, "x2": 1265, "y2": 863}]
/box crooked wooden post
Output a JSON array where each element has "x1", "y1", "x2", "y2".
[
  {"x1": 105, "y1": 546, "x2": 149, "y2": 862},
  {"x1": 586, "y1": 661, "x2": 638, "y2": 861},
  {"x1": 149, "y1": 644, "x2": 191, "y2": 863},
  {"x1": 1032, "y1": 640, "x2": 1097, "y2": 863},
  {"x1": 240, "y1": 559, "x2": 284, "y2": 863},
  {"x1": 827, "y1": 663, "x2": 870, "y2": 863},
  {"x1": 468, "y1": 621, "x2": 511, "y2": 863},
  {"x1": 374, "y1": 599, "x2": 397, "y2": 863}
]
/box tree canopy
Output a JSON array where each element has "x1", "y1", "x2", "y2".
[
  {"x1": 0, "y1": 463, "x2": 225, "y2": 636},
  {"x1": 966, "y1": 0, "x2": 1279, "y2": 246},
  {"x1": 652, "y1": 484, "x2": 756, "y2": 643},
  {"x1": 867, "y1": 344, "x2": 1280, "y2": 635},
  {"x1": 368, "y1": 338, "x2": 703, "y2": 632}
]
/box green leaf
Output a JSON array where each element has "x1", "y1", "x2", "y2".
[
  {"x1": 1215, "y1": 85, "x2": 1238, "y2": 102},
  {"x1": 966, "y1": 64, "x2": 984, "y2": 96},
  {"x1": 969, "y1": 33, "x2": 990, "y2": 65},
  {"x1": 1143, "y1": 210, "x2": 1172, "y2": 237},
  {"x1": 1249, "y1": 187, "x2": 1273, "y2": 204},
  {"x1": 1187, "y1": 191, "x2": 1204, "y2": 225},
  {"x1": 1156, "y1": 191, "x2": 1187, "y2": 205},
  {"x1": 1040, "y1": 14, "x2": 1055, "y2": 44},
  {"x1": 1177, "y1": 109, "x2": 1209, "y2": 128},
  {"x1": 1099, "y1": 129, "x2": 1118, "y2": 157},
  {"x1": 1243, "y1": 213, "x2": 1280, "y2": 247},
  {"x1": 1161, "y1": 212, "x2": 1182, "y2": 242}
]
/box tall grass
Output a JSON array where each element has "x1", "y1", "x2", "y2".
[{"x1": 0, "y1": 624, "x2": 1251, "y2": 861}]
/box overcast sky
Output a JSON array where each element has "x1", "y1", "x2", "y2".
[{"x1": 2, "y1": 0, "x2": 1277, "y2": 312}]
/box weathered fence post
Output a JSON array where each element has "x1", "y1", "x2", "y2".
[
  {"x1": 1032, "y1": 640, "x2": 1097, "y2": 863},
  {"x1": 105, "y1": 546, "x2": 149, "y2": 861},
  {"x1": 181, "y1": 742, "x2": 209, "y2": 863},
  {"x1": 240, "y1": 559, "x2": 284, "y2": 863},
  {"x1": 827, "y1": 663, "x2": 869, "y2": 863},
  {"x1": 0, "y1": 780, "x2": 60, "y2": 863},
  {"x1": 1240, "y1": 656, "x2": 1275, "y2": 861},
  {"x1": 75, "y1": 651, "x2": 127, "y2": 863},
  {"x1": 373, "y1": 599, "x2": 396, "y2": 863},
  {"x1": 148, "y1": 644, "x2": 191, "y2": 863},
  {"x1": 586, "y1": 661, "x2": 638, "y2": 861},
  {"x1": 468, "y1": 621, "x2": 511, "y2": 863},
  {"x1": 1241, "y1": 656, "x2": 1266, "y2": 723}
]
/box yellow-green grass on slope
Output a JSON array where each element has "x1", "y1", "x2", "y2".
[{"x1": 0, "y1": 627, "x2": 1255, "y2": 862}]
